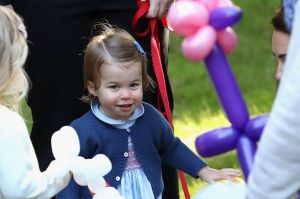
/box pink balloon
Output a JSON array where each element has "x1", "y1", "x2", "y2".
[
  {"x1": 182, "y1": 25, "x2": 217, "y2": 61},
  {"x1": 217, "y1": 0, "x2": 234, "y2": 7},
  {"x1": 217, "y1": 27, "x2": 237, "y2": 54},
  {"x1": 168, "y1": 0, "x2": 209, "y2": 37},
  {"x1": 195, "y1": 0, "x2": 218, "y2": 12}
]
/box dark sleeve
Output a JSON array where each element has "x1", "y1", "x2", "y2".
[
  {"x1": 0, "y1": 0, "x2": 11, "y2": 5},
  {"x1": 56, "y1": 178, "x2": 81, "y2": 199},
  {"x1": 159, "y1": 117, "x2": 207, "y2": 178},
  {"x1": 70, "y1": 118, "x2": 99, "y2": 158}
]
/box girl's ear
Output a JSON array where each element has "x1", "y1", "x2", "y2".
[{"x1": 87, "y1": 81, "x2": 97, "y2": 96}]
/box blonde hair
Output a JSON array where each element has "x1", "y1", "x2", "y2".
[
  {"x1": 0, "y1": 6, "x2": 29, "y2": 112},
  {"x1": 81, "y1": 24, "x2": 153, "y2": 104}
]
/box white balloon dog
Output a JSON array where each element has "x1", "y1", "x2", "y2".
[{"x1": 51, "y1": 126, "x2": 125, "y2": 199}]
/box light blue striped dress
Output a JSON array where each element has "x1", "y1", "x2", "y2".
[{"x1": 91, "y1": 101, "x2": 162, "y2": 199}]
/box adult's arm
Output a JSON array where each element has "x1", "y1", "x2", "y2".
[{"x1": 247, "y1": 2, "x2": 300, "y2": 199}]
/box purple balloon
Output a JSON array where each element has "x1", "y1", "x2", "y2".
[
  {"x1": 195, "y1": 127, "x2": 240, "y2": 157},
  {"x1": 204, "y1": 44, "x2": 249, "y2": 130},
  {"x1": 237, "y1": 136, "x2": 257, "y2": 180},
  {"x1": 209, "y1": 7, "x2": 243, "y2": 30},
  {"x1": 244, "y1": 114, "x2": 269, "y2": 141}
]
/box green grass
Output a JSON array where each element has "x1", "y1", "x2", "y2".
[
  {"x1": 20, "y1": 0, "x2": 280, "y2": 197},
  {"x1": 21, "y1": 100, "x2": 32, "y2": 131},
  {"x1": 169, "y1": 0, "x2": 280, "y2": 197}
]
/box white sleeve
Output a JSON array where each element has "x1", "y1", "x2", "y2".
[
  {"x1": 247, "y1": 2, "x2": 300, "y2": 199},
  {"x1": 0, "y1": 108, "x2": 70, "y2": 199}
]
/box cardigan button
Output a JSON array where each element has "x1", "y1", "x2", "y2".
[
  {"x1": 124, "y1": 152, "x2": 129, "y2": 157},
  {"x1": 116, "y1": 176, "x2": 121, "y2": 181}
]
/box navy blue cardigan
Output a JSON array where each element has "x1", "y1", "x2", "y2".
[{"x1": 57, "y1": 103, "x2": 206, "y2": 198}]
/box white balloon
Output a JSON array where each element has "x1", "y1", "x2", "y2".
[
  {"x1": 92, "y1": 193, "x2": 101, "y2": 199},
  {"x1": 91, "y1": 154, "x2": 112, "y2": 176},
  {"x1": 84, "y1": 159, "x2": 100, "y2": 181},
  {"x1": 51, "y1": 126, "x2": 80, "y2": 160},
  {"x1": 192, "y1": 180, "x2": 246, "y2": 199},
  {"x1": 70, "y1": 156, "x2": 88, "y2": 186},
  {"x1": 84, "y1": 154, "x2": 112, "y2": 182},
  {"x1": 87, "y1": 177, "x2": 105, "y2": 194},
  {"x1": 93, "y1": 187, "x2": 124, "y2": 199},
  {"x1": 46, "y1": 159, "x2": 70, "y2": 180}
]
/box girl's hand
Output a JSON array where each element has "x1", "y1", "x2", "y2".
[{"x1": 198, "y1": 166, "x2": 241, "y2": 184}]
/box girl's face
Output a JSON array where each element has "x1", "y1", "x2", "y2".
[
  {"x1": 272, "y1": 30, "x2": 290, "y2": 81},
  {"x1": 90, "y1": 61, "x2": 143, "y2": 121}
]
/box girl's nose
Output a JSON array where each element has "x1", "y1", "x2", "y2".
[{"x1": 120, "y1": 88, "x2": 131, "y2": 99}]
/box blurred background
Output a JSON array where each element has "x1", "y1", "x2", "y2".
[
  {"x1": 168, "y1": 0, "x2": 280, "y2": 196},
  {"x1": 21, "y1": 0, "x2": 281, "y2": 197}
]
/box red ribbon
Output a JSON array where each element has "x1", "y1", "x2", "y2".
[{"x1": 132, "y1": 1, "x2": 190, "y2": 198}]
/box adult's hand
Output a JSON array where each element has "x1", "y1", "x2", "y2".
[{"x1": 146, "y1": 0, "x2": 174, "y2": 18}]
